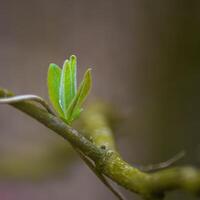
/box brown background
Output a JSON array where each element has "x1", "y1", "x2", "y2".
[{"x1": 0, "y1": 0, "x2": 200, "y2": 199}]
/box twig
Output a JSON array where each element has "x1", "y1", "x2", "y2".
[
  {"x1": 138, "y1": 151, "x2": 186, "y2": 172},
  {"x1": 0, "y1": 94, "x2": 55, "y2": 115},
  {"x1": 77, "y1": 149, "x2": 126, "y2": 200}
]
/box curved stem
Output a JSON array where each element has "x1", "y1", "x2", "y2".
[{"x1": 0, "y1": 94, "x2": 55, "y2": 115}]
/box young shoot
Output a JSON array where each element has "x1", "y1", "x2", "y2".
[{"x1": 48, "y1": 55, "x2": 92, "y2": 124}]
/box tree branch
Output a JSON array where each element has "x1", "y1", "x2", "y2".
[
  {"x1": 1, "y1": 88, "x2": 200, "y2": 199},
  {"x1": 0, "y1": 88, "x2": 103, "y2": 162}
]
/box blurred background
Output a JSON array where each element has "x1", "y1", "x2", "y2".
[{"x1": 0, "y1": 0, "x2": 200, "y2": 199}]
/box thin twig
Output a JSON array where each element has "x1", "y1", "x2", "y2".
[
  {"x1": 0, "y1": 94, "x2": 55, "y2": 115},
  {"x1": 138, "y1": 151, "x2": 185, "y2": 172},
  {"x1": 77, "y1": 149, "x2": 126, "y2": 200}
]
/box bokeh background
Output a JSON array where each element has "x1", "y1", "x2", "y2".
[{"x1": 0, "y1": 0, "x2": 200, "y2": 199}]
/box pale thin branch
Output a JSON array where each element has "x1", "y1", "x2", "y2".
[
  {"x1": 0, "y1": 94, "x2": 55, "y2": 115},
  {"x1": 138, "y1": 151, "x2": 186, "y2": 172}
]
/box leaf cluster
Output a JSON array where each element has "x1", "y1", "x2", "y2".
[{"x1": 48, "y1": 55, "x2": 92, "y2": 124}]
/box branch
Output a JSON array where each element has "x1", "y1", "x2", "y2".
[
  {"x1": 79, "y1": 103, "x2": 200, "y2": 199},
  {"x1": 0, "y1": 88, "x2": 103, "y2": 162},
  {"x1": 1, "y1": 88, "x2": 200, "y2": 200}
]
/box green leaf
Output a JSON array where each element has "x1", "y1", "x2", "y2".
[
  {"x1": 66, "y1": 69, "x2": 92, "y2": 123},
  {"x1": 59, "y1": 57, "x2": 77, "y2": 117},
  {"x1": 70, "y1": 55, "x2": 77, "y2": 95},
  {"x1": 47, "y1": 64, "x2": 64, "y2": 117}
]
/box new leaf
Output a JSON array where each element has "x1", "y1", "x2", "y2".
[
  {"x1": 47, "y1": 64, "x2": 64, "y2": 117},
  {"x1": 59, "y1": 56, "x2": 77, "y2": 117},
  {"x1": 66, "y1": 69, "x2": 92, "y2": 123}
]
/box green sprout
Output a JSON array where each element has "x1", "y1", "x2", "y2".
[{"x1": 47, "y1": 55, "x2": 92, "y2": 124}]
